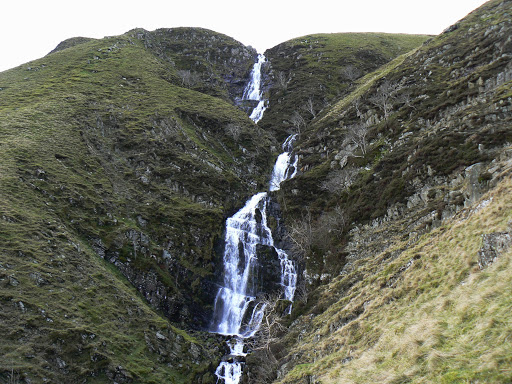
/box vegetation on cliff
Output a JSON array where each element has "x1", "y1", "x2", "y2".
[{"x1": 260, "y1": 32, "x2": 430, "y2": 141}]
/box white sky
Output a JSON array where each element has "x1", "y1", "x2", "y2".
[{"x1": 1, "y1": 0, "x2": 489, "y2": 73}]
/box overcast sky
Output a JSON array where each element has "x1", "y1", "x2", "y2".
[{"x1": 1, "y1": 0, "x2": 488, "y2": 73}]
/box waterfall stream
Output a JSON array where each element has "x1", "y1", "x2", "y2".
[
  {"x1": 242, "y1": 54, "x2": 267, "y2": 123},
  {"x1": 212, "y1": 54, "x2": 298, "y2": 383}
]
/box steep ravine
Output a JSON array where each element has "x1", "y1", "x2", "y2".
[
  {"x1": 211, "y1": 55, "x2": 298, "y2": 384},
  {"x1": 1, "y1": 1, "x2": 511, "y2": 382}
]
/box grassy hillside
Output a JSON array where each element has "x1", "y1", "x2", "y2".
[
  {"x1": 1, "y1": 1, "x2": 511, "y2": 382},
  {"x1": 0, "y1": 196, "x2": 220, "y2": 383},
  {"x1": 260, "y1": 33, "x2": 430, "y2": 141},
  {"x1": 0, "y1": 27, "x2": 269, "y2": 382},
  {"x1": 279, "y1": 169, "x2": 512, "y2": 384},
  {"x1": 277, "y1": 0, "x2": 511, "y2": 267}
]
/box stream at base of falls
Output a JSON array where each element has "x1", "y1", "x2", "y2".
[{"x1": 211, "y1": 54, "x2": 298, "y2": 384}]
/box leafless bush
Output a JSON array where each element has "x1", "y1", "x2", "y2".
[
  {"x1": 301, "y1": 97, "x2": 316, "y2": 118},
  {"x1": 395, "y1": 90, "x2": 415, "y2": 110},
  {"x1": 176, "y1": 69, "x2": 200, "y2": 87},
  {"x1": 290, "y1": 111, "x2": 306, "y2": 135},
  {"x1": 287, "y1": 209, "x2": 313, "y2": 256},
  {"x1": 369, "y1": 79, "x2": 401, "y2": 119},
  {"x1": 247, "y1": 293, "x2": 288, "y2": 383},
  {"x1": 345, "y1": 121, "x2": 370, "y2": 155},
  {"x1": 341, "y1": 65, "x2": 362, "y2": 82},
  {"x1": 225, "y1": 123, "x2": 242, "y2": 141},
  {"x1": 317, "y1": 206, "x2": 348, "y2": 237},
  {"x1": 321, "y1": 168, "x2": 358, "y2": 194},
  {"x1": 287, "y1": 206, "x2": 348, "y2": 256}
]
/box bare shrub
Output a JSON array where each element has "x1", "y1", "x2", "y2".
[
  {"x1": 345, "y1": 121, "x2": 370, "y2": 155},
  {"x1": 321, "y1": 168, "x2": 358, "y2": 194},
  {"x1": 225, "y1": 123, "x2": 242, "y2": 141},
  {"x1": 341, "y1": 65, "x2": 362, "y2": 82},
  {"x1": 302, "y1": 97, "x2": 316, "y2": 118},
  {"x1": 290, "y1": 111, "x2": 306, "y2": 135},
  {"x1": 247, "y1": 293, "x2": 288, "y2": 383},
  {"x1": 287, "y1": 209, "x2": 313, "y2": 256},
  {"x1": 176, "y1": 69, "x2": 200, "y2": 87},
  {"x1": 369, "y1": 79, "x2": 401, "y2": 119},
  {"x1": 275, "y1": 71, "x2": 289, "y2": 90}
]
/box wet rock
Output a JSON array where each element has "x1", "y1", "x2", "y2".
[{"x1": 255, "y1": 244, "x2": 282, "y2": 295}]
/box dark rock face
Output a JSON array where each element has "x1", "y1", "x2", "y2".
[
  {"x1": 478, "y1": 231, "x2": 512, "y2": 269},
  {"x1": 255, "y1": 244, "x2": 282, "y2": 295}
]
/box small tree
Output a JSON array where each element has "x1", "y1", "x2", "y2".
[
  {"x1": 345, "y1": 121, "x2": 370, "y2": 156},
  {"x1": 287, "y1": 209, "x2": 313, "y2": 256},
  {"x1": 225, "y1": 123, "x2": 242, "y2": 142},
  {"x1": 302, "y1": 97, "x2": 316, "y2": 118},
  {"x1": 341, "y1": 65, "x2": 362, "y2": 82},
  {"x1": 176, "y1": 69, "x2": 200, "y2": 88},
  {"x1": 290, "y1": 111, "x2": 306, "y2": 136},
  {"x1": 369, "y1": 79, "x2": 401, "y2": 120},
  {"x1": 395, "y1": 90, "x2": 415, "y2": 110}
]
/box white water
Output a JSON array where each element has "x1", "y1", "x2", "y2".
[
  {"x1": 212, "y1": 54, "x2": 298, "y2": 384},
  {"x1": 269, "y1": 134, "x2": 298, "y2": 192},
  {"x1": 214, "y1": 338, "x2": 246, "y2": 384},
  {"x1": 211, "y1": 148, "x2": 298, "y2": 381},
  {"x1": 243, "y1": 54, "x2": 267, "y2": 123}
]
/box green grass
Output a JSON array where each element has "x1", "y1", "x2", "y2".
[
  {"x1": 260, "y1": 32, "x2": 430, "y2": 141},
  {"x1": 268, "y1": 1, "x2": 512, "y2": 382}
]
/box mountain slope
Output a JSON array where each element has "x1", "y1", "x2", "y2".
[
  {"x1": 258, "y1": 0, "x2": 512, "y2": 382},
  {"x1": 260, "y1": 33, "x2": 430, "y2": 141},
  {"x1": 0, "y1": 27, "x2": 269, "y2": 382},
  {"x1": 278, "y1": 171, "x2": 512, "y2": 383},
  {"x1": 1, "y1": 1, "x2": 511, "y2": 382}
]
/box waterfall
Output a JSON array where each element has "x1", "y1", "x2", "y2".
[
  {"x1": 211, "y1": 192, "x2": 270, "y2": 337},
  {"x1": 211, "y1": 140, "x2": 298, "y2": 382},
  {"x1": 211, "y1": 53, "x2": 299, "y2": 384},
  {"x1": 243, "y1": 54, "x2": 267, "y2": 123},
  {"x1": 269, "y1": 134, "x2": 298, "y2": 192}
]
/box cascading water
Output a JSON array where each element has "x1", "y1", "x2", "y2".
[
  {"x1": 269, "y1": 134, "x2": 298, "y2": 192},
  {"x1": 212, "y1": 55, "x2": 298, "y2": 384},
  {"x1": 242, "y1": 54, "x2": 267, "y2": 123}
]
